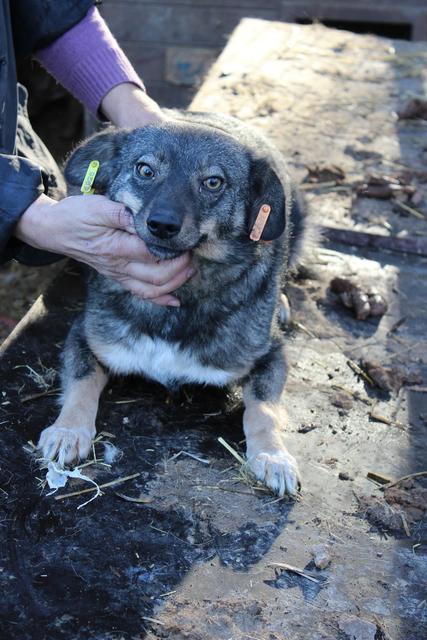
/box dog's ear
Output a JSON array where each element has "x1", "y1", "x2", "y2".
[
  {"x1": 247, "y1": 157, "x2": 286, "y2": 241},
  {"x1": 64, "y1": 128, "x2": 128, "y2": 193}
]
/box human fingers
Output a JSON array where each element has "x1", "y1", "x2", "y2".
[
  {"x1": 80, "y1": 195, "x2": 137, "y2": 234},
  {"x1": 149, "y1": 294, "x2": 182, "y2": 307},
  {"x1": 111, "y1": 233, "x2": 192, "y2": 272},
  {"x1": 116, "y1": 264, "x2": 195, "y2": 302},
  {"x1": 122, "y1": 256, "x2": 194, "y2": 287}
]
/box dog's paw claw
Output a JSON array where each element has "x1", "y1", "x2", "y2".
[
  {"x1": 38, "y1": 425, "x2": 94, "y2": 466},
  {"x1": 248, "y1": 450, "x2": 300, "y2": 497}
]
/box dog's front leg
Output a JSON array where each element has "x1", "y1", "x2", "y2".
[
  {"x1": 243, "y1": 339, "x2": 300, "y2": 496},
  {"x1": 38, "y1": 317, "x2": 108, "y2": 466}
]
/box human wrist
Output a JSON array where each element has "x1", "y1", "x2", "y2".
[
  {"x1": 100, "y1": 83, "x2": 166, "y2": 128},
  {"x1": 14, "y1": 194, "x2": 57, "y2": 251}
]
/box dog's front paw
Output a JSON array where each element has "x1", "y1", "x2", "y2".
[
  {"x1": 38, "y1": 425, "x2": 94, "y2": 466},
  {"x1": 247, "y1": 449, "x2": 300, "y2": 497}
]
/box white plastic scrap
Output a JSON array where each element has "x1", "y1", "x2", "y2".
[
  {"x1": 45, "y1": 461, "x2": 101, "y2": 509},
  {"x1": 102, "y1": 441, "x2": 121, "y2": 464}
]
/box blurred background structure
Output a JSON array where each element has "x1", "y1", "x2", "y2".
[{"x1": 18, "y1": 0, "x2": 427, "y2": 163}]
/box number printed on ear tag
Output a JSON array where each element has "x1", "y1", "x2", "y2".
[
  {"x1": 81, "y1": 160, "x2": 100, "y2": 195},
  {"x1": 250, "y1": 204, "x2": 271, "y2": 241}
]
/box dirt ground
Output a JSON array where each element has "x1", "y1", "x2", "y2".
[
  {"x1": 1, "y1": 19, "x2": 426, "y2": 640},
  {"x1": 0, "y1": 261, "x2": 63, "y2": 341}
]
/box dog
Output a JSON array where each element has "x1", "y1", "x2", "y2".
[{"x1": 37, "y1": 112, "x2": 308, "y2": 496}]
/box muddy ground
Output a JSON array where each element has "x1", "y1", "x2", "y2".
[{"x1": 1, "y1": 20, "x2": 427, "y2": 640}]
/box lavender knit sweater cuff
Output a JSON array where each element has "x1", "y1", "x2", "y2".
[{"x1": 35, "y1": 7, "x2": 145, "y2": 118}]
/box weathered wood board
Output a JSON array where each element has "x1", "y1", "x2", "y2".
[{"x1": 1, "y1": 20, "x2": 426, "y2": 640}]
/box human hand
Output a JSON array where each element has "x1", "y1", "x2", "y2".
[
  {"x1": 100, "y1": 83, "x2": 167, "y2": 128},
  {"x1": 15, "y1": 194, "x2": 194, "y2": 306}
]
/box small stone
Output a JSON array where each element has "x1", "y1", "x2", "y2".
[
  {"x1": 339, "y1": 615, "x2": 377, "y2": 640},
  {"x1": 339, "y1": 471, "x2": 353, "y2": 481},
  {"x1": 311, "y1": 544, "x2": 332, "y2": 569},
  {"x1": 298, "y1": 423, "x2": 317, "y2": 433},
  {"x1": 331, "y1": 391, "x2": 353, "y2": 411}
]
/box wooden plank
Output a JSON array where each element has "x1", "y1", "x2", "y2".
[{"x1": 191, "y1": 18, "x2": 427, "y2": 240}]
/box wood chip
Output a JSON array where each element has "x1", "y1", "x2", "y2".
[{"x1": 367, "y1": 471, "x2": 393, "y2": 485}]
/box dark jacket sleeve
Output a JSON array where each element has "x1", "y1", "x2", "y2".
[
  {"x1": 11, "y1": 0, "x2": 96, "y2": 59},
  {"x1": 0, "y1": 154, "x2": 61, "y2": 265}
]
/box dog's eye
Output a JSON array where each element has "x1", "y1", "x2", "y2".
[
  {"x1": 203, "y1": 176, "x2": 224, "y2": 191},
  {"x1": 136, "y1": 163, "x2": 155, "y2": 179}
]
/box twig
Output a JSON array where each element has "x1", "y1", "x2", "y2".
[
  {"x1": 54, "y1": 472, "x2": 140, "y2": 501},
  {"x1": 387, "y1": 317, "x2": 407, "y2": 335},
  {"x1": 268, "y1": 562, "x2": 320, "y2": 583},
  {"x1": 369, "y1": 410, "x2": 400, "y2": 427},
  {"x1": 141, "y1": 616, "x2": 165, "y2": 627},
  {"x1": 292, "y1": 320, "x2": 317, "y2": 338},
  {"x1": 380, "y1": 470, "x2": 427, "y2": 491},
  {"x1": 21, "y1": 388, "x2": 61, "y2": 403},
  {"x1": 115, "y1": 492, "x2": 152, "y2": 504},
  {"x1": 300, "y1": 180, "x2": 341, "y2": 190},
  {"x1": 217, "y1": 437, "x2": 246, "y2": 465},
  {"x1": 168, "y1": 450, "x2": 210, "y2": 465},
  {"x1": 372, "y1": 614, "x2": 393, "y2": 640},
  {"x1": 331, "y1": 383, "x2": 372, "y2": 405},
  {"x1": 346, "y1": 359, "x2": 375, "y2": 385},
  {"x1": 367, "y1": 471, "x2": 393, "y2": 485},
  {"x1": 401, "y1": 513, "x2": 411, "y2": 537},
  {"x1": 393, "y1": 199, "x2": 426, "y2": 220}
]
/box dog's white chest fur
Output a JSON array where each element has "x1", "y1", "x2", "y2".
[{"x1": 91, "y1": 334, "x2": 236, "y2": 387}]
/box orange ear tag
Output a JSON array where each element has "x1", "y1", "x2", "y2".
[{"x1": 250, "y1": 204, "x2": 271, "y2": 241}]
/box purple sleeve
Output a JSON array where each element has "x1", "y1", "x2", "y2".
[{"x1": 35, "y1": 7, "x2": 145, "y2": 118}]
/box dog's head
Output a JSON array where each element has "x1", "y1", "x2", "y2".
[{"x1": 65, "y1": 121, "x2": 286, "y2": 260}]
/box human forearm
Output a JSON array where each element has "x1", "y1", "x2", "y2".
[
  {"x1": 100, "y1": 83, "x2": 166, "y2": 128},
  {"x1": 35, "y1": 7, "x2": 145, "y2": 119}
]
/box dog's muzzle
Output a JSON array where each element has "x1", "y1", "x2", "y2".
[{"x1": 146, "y1": 210, "x2": 182, "y2": 240}]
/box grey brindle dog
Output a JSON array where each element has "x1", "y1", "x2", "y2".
[{"x1": 38, "y1": 112, "x2": 308, "y2": 496}]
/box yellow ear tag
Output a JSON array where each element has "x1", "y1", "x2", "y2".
[
  {"x1": 80, "y1": 160, "x2": 100, "y2": 195},
  {"x1": 250, "y1": 204, "x2": 271, "y2": 241}
]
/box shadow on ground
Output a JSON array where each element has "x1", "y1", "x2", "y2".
[{"x1": 0, "y1": 267, "x2": 297, "y2": 640}]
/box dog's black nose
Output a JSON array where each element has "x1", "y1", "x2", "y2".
[{"x1": 147, "y1": 212, "x2": 181, "y2": 239}]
